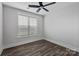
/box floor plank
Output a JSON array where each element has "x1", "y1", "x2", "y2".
[{"x1": 1, "y1": 39, "x2": 79, "y2": 56}]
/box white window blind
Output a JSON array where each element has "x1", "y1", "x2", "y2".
[
  {"x1": 29, "y1": 17, "x2": 37, "y2": 36},
  {"x1": 17, "y1": 15, "x2": 38, "y2": 37}
]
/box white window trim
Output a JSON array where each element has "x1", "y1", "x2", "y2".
[{"x1": 16, "y1": 14, "x2": 39, "y2": 38}]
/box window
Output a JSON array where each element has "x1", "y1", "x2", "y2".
[
  {"x1": 29, "y1": 17, "x2": 37, "y2": 36},
  {"x1": 17, "y1": 15, "x2": 38, "y2": 37}
]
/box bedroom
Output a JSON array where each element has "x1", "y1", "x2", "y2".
[{"x1": 0, "y1": 1, "x2": 79, "y2": 56}]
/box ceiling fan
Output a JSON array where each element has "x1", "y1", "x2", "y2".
[{"x1": 28, "y1": 2, "x2": 56, "y2": 12}]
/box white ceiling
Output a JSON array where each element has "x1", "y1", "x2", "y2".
[{"x1": 3, "y1": 2, "x2": 75, "y2": 16}]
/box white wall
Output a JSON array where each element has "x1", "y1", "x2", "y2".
[
  {"x1": 0, "y1": 3, "x2": 3, "y2": 55},
  {"x1": 45, "y1": 3, "x2": 79, "y2": 52},
  {"x1": 3, "y1": 5, "x2": 44, "y2": 49}
]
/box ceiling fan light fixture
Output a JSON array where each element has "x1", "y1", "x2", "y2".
[{"x1": 28, "y1": 2, "x2": 56, "y2": 12}]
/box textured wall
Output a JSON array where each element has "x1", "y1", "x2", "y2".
[
  {"x1": 3, "y1": 5, "x2": 44, "y2": 49},
  {"x1": 45, "y1": 3, "x2": 79, "y2": 52}
]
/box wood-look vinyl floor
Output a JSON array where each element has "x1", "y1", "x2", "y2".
[{"x1": 1, "y1": 39, "x2": 79, "y2": 56}]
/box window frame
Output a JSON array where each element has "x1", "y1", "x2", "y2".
[{"x1": 16, "y1": 14, "x2": 38, "y2": 38}]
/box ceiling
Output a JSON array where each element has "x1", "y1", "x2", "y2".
[{"x1": 3, "y1": 2, "x2": 75, "y2": 16}]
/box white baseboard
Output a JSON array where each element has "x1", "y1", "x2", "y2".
[
  {"x1": 45, "y1": 36, "x2": 79, "y2": 52},
  {"x1": 3, "y1": 36, "x2": 45, "y2": 49}
]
